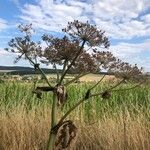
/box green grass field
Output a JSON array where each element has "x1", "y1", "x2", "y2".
[{"x1": 0, "y1": 78, "x2": 150, "y2": 150}]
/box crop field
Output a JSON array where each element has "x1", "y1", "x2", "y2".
[{"x1": 0, "y1": 76, "x2": 150, "y2": 150}]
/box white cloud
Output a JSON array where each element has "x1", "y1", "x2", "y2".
[
  {"x1": 92, "y1": 0, "x2": 150, "y2": 39},
  {"x1": 0, "y1": 48, "x2": 10, "y2": 56},
  {"x1": 141, "y1": 14, "x2": 150, "y2": 23},
  {"x1": 20, "y1": 0, "x2": 86, "y2": 32},
  {"x1": 0, "y1": 18, "x2": 8, "y2": 31},
  {"x1": 18, "y1": 0, "x2": 150, "y2": 39},
  {"x1": 93, "y1": 0, "x2": 145, "y2": 20},
  {"x1": 110, "y1": 39, "x2": 150, "y2": 57},
  {"x1": 109, "y1": 40, "x2": 150, "y2": 71},
  {"x1": 2, "y1": 0, "x2": 149, "y2": 70}
]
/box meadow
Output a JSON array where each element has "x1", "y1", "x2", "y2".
[{"x1": 0, "y1": 75, "x2": 150, "y2": 150}]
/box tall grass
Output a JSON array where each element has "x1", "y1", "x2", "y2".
[{"x1": 0, "y1": 81, "x2": 150, "y2": 149}]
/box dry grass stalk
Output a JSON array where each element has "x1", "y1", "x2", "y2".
[{"x1": 0, "y1": 107, "x2": 150, "y2": 150}]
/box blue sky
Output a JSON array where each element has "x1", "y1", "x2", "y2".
[{"x1": 0, "y1": 0, "x2": 150, "y2": 72}]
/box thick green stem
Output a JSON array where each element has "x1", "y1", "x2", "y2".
[
  {"x1": 47, "y1": 133, "x2": 56, "y2": 150},
  {"x1": 47, "y1": 91, "x2": 57, "y2": 150}
]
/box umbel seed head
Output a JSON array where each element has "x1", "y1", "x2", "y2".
[{"x1": 62, "y1": 20, "x2": 110, "y2": 47}]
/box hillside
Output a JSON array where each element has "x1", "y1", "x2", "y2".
[
  {"x1": 0, "y1": 66, "x2": 110, "y2": 75},
  {"x1": 0, "y1": 66, "x2": 60, "y2": 75}
]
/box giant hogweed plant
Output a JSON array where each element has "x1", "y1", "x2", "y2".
[{"x1": 6, "y1": 21, "x2": 144, "y2": 150}]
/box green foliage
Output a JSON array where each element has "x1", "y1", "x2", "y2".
[{"x1": 1, "y1": 81, "x2": 149, "y2": 121}]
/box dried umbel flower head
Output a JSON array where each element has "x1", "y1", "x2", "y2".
[
  {"x1": 18, "y1": 23, "x2": 34, "y2": 36},
  {"x1": 109, "y1": 60, "x2": 143, "y2": 81},
  {"x1": 55, "y1": 120, "x2": 78, "y2": 150},
  {"x1": 92, "y1": 50, "x2": 116, "y2": 70},
  {"x1": 62, "y1": 20, "x2": 110, "y2": 47},
  {"x1": 6, "y1": 24, "x2": 42, "y2": 63},
  {"x1": 42, "y1": 35, "x2": 80, "y2": 65},
  {"x1": 71, "y1": 51, "x2": 99, "y2": 73}
]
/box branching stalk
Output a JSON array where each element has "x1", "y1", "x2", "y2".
[
  {"x1": 58, "y1": 79, "x2": 143, "y2": 124},
  {"x1": 88, "y1": 74, "x2": 106, "y2": 91},
  {"x1": 57, "y1": 96, "x2": 87, "y2": 125},
  {"x1": 90, "y1": 78, "x2": 125, "y2": 97},
  {"x1": 25, "y1": 54, "x2": 52, "y2": 87},
  {"x1": 107, "y1": 79, "x2": 125, "y2": 91},
  {"x1": 111, "y1": 81, "x2": 143, "y2": 92},
  {"x1": 58, "y1": 40, "x2": 86, "y2": 84},
  {"x1": 6, "y1": 22, "x2": 144, "y2": 150}
]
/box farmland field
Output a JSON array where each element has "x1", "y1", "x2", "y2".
[{"x1": 0, "y1": 75, "x2": 150, "y2": 150}]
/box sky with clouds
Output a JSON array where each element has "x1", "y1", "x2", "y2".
[{"x1": 0, "y1": 0, "x2": 150, "y2": 72}]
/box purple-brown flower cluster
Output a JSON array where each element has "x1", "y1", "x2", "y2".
[
  {"x1": 6, "y1": 24, "x2": 41, "y2": 63},
  {"x1": 6, "y1": 21, "x2": 143, "y2": 81},
  {"x1": 41, "y1": 35, "x2": 80, "y2": 65},
  {"x1": 62, "y1": 20, "x2": 110, "y2": 47}
]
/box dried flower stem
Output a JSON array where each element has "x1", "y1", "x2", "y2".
[
  {"x1": 25, "y1": 54, "x2": 52, "y2": 87},
  {"x1": 88, "y1": 74, "x2": 106, "y2": 91},
  {"x1": 58, "y1": 40, "x2": 86, "y2": 84},
  {"x1": 107, "y1": 78, "x2": 125, "y2": 91},
  {"x1": 58, "y1": 79, "x2": 142, "y2": 124},
  {"x1": 91, "y1": 78, "x2": 125, "y2": 97},
  {"x1": 57, "y1": 97, "x2": 86, "y2": 126},
  {"x1": 57, "y1": 91, "x2": 104, "y2": 124},
  {"x1": 112, "y1": 81, "x2": 143, "y2": 92}
]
